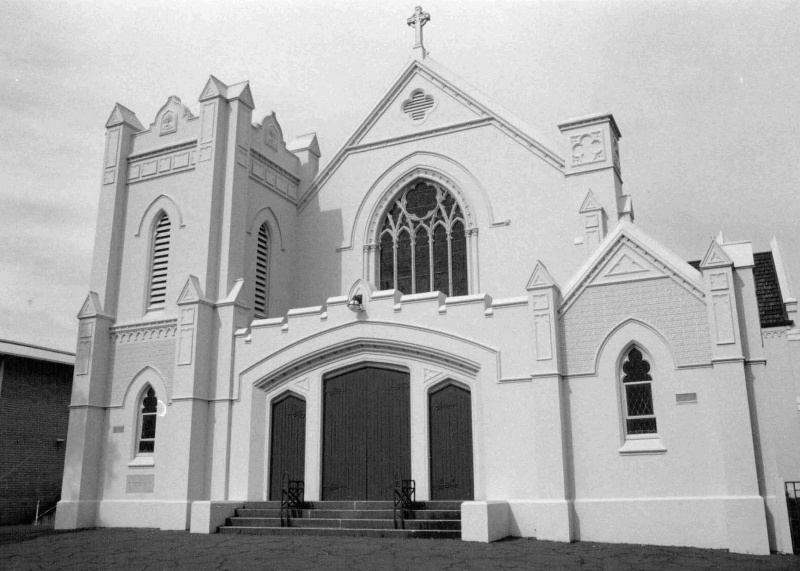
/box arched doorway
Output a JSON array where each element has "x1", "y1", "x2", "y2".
[
  {"x1": 429, "y1": 382, "x2": 474, "y2": 500},
  {"x1": 322, "y1": 366, "x2": 411, "y2": 501},
  {"x1": 268, "y1": 394, "x2": 306, "y2": 500}
]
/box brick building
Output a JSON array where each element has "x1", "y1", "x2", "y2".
[{"x1": 0, "y1": 339, "x2": 74, "y2": 525}]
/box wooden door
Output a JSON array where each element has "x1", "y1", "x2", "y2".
[
  {"x1": 322, "y1": 367, "x2": 410, "y2": 500},
  {"x1": 429, "y1": 383, "x2": 474, "y2": 500},
  {"x1": 268, "y1": 394, "x2": 306, "y2": 500}
]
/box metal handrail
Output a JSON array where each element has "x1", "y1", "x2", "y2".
[
  {"x1": 34, "y1": 500, "x2": 59, "y2": 525},
  {"x1": 279, "y1": 473, "x2": 304, "y2": 527},
  {"x1": 393, "y1": 469, "x2": 415, "y2": 529}
]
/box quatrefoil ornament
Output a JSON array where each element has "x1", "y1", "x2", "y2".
[{"x1": 571, "y1": 131, "x2": 605, "y2": 166}]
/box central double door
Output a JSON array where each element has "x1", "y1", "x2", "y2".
[{"x1": 322, "y1": 366, "x2": 411, "y2": 501}]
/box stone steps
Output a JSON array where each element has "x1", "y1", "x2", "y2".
[
  {"x1": 218, "y1": 500, "x2": 463, "y2": 540},
  {"x1": 235, "y1": 508, "x2": 461, "y2": 520},
  {"x1": 227, "y1": 517, "x2": 461, "y2": 530},
  {"x1": 218, "y1": 527, "x2": 461, "y2": 539}
]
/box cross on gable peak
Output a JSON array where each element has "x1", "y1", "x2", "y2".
[{"x1": 407, "y1": 6, "x2": 431, "y2": 59}]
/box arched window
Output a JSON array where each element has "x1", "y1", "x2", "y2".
[
  {"x1": 378, "y1": 180, "x2": 468, "y2": 296},
  {"x1": 148, "y1": 212, "x2": 171, "y2": 310},
  {"x1": 254, "y1": 222, "x2": 270, "y2": 317},
  {"x1": 621, "y1": 346, "x2": 657, "y2": 435},
  {"x1": 137, "y1": 386, "x2": 158, "y2": 454}
]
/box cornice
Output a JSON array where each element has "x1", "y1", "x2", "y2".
[
  {"x1": 110, "y1": 318, "x2": 178, "y2": 344},
  {"x1": 127, "y1": 139, "x2": 198, "y2": 162},
  {"x1": 250, "y1": 148, "x2": 301, "y2": 185}
]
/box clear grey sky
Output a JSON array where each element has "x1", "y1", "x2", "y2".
[{"x1": 2, "y1": 0, "x2": 799, "y2": 352}]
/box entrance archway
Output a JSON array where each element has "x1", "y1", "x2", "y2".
[
  {"x1": 429, "y1": 382, "x2": 474, "y2": 500},
  {"x1": 322, "y1": 366, "x2": 410, "y2": 501}
]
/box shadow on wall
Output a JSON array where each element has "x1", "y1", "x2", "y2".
[
  {"x1": 297, "y1": 199, "x2": 344, "y2": 306},
  {"x1": 562, "y1": 379, "x2": 579, "y2": 541}
]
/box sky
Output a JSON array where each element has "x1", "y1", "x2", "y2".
[{"x1": 1, "y1": 0, "x2": 799, "y2": 352}]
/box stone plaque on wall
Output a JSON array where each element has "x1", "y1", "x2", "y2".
[{"x1": 126, "y1": 474, "x2": 155, "y2": 493}]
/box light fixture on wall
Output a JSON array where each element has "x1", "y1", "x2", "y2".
[{"x1": 347, "y1": 294, "x2": 364, "y2": 312}]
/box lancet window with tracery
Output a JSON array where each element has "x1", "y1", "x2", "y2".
[
  {"x1": 378, "y1": 180, "x2": 468, "y2": 297},
  {"x1": 621, "y1": 346, "x2": 657, "y2": 435}
]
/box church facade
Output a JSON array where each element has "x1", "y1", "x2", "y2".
[{"x1": 56, "y1": 10, "x2": 800, "y2": 555}]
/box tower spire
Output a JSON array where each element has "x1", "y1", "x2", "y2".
[{"x1": 407, "y1": 6, "x2": 431, "y2": 60}]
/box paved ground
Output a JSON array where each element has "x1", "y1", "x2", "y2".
[{"x1": 0, "y1": 527, "x2": 798, "y2": 570}]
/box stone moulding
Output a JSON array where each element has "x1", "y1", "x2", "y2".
[
  {"x1": 251, "y1": 336, "x2": 482, "y2": 391},
  {"x1": 347, "y1": 117, "x2": 490, "y2": 154},
  {"x1": 110, "y1": 319, "x2": 178, "y2": 344},
  {"x1": 249, "y1": 148, "x2": 301, "y2": 203},
  {"x1": 337, "y1": 150, "x2": 498, "y2": 253},
  {"x1": 364, "y1": 166, "x2": 476, "y2": 245},
  {"x1": 127, "y1": 140, "x2": 198, "y2": 184},
  {"x1": 762, "y1": 328, "x2": 789, "y2": 339},
  {"x1": 246, "y1": 206, "x2": 286, "y2": 251},
  {"x1": 259, "y1": 288, "x2": 534, "y2": 335}
]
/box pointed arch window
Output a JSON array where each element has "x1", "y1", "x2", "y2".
[
  {"x1": 621, "y1": 346, "x2": 657, "y2": 435},
  {"x1": 378, "y1": 180, "x2": 468, "y2": 296},
  {"x1": 137, "y1": 387, "x2": 158, "y2": 454},
  {"x1": 148, "y1": 212, "x2": 171, "y2": 310},
  {"x1": 254, "y1": 222, "x2": 270, "y2": 317}
]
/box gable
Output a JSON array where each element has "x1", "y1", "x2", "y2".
[
  {"x1": 559, "y1": 221, "x2": 712, "y2": 374},
  {"x1": 298, "y1": 58, "x2": 564, "y2": 211},
  {"x1": 356, "y1": 72, "x2": 486, "y2": 147},
  {"x1": 560, "y1": 220, "x2": 705, "y2": 315}
]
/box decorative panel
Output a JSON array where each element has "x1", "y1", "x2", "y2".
[
  {"x1": 125, "y1": 474, "x2": 155, "y2": 493},
  {"x1": 712, "y1": 293, "x2": 735, "y2": 344},
  {"x1": 571, "y1": 131, "x2": 605, "y2": 166},
  {"x1": 534, "y1": 313, "x2": 553, "y2": 361},
  {"x1": 177, "y1": 328, "x2": 194, "y2": 366},
  {"x1": 249, "y1": 149, "x2": 300, "y2": 202},
  {"x1": 104, "y1": 129, "x2": 120, "y2": 168},
  {"x1": 75, "y1": 340, "x2": 91, "y2": 376},
  {"x1": 200, "y1": 102, "x2": 216, "y2": 143},
  {"x1": 128, "y1": 143, "x2": 197, "y2": 183}
]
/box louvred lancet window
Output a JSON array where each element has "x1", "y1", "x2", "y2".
[
  {"x1": 379, "y1": 180, "x2": 468, "y2": 296},
  {"x1": 621, "y1": 346, "x2": 657, "y2": 435},
  {"x1": 254, "y1": 222, "x2": 270, "y2": 317},
  {"x1": 148, "y1": 213, "x2": 171, "y2": 309}
]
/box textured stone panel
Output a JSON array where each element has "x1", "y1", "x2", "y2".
[
  {"x1": 108, "y1": 339, "x2": 176, "y2": 405},
  {"x1": 561, "y1": 278, "x2": 711, "y2": 374},
  {"x1": 125, "y1": 474, "x2": 155, "y2": 493}
]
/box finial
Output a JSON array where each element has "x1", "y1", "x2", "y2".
[{"x1": 407, "y1": 6, "x2": 431, "y2": 59}]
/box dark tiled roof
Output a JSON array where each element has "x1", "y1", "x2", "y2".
[
  {"x1": 687, "y1": 253, "x2": 793, "y2": 328},
  {"x1": 753, "y1": 252, "x2": 793, "y2": 328}
]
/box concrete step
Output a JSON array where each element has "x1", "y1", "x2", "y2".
[
  {"x1": 243, "y1": 500, "x2": 463, "y2": 511},
  {"x1": 226, "y1": 517, "x2": 461, "y2": 531},
  {"x1": 235, "y1": 508, "x2": 462, "y2": 520},
  {"x1": 218, "y1": 526, "x2": 461, "y2": 540}
]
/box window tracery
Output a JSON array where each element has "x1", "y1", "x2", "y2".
[
  {"x1": 621, "y1": 346, "x2": 657, "y2": 435},
  {"x1": 378, "y1": 180, "x2": 468, "y2": 296}
]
